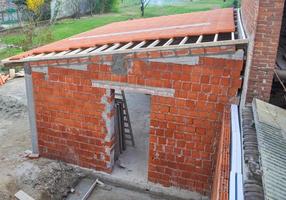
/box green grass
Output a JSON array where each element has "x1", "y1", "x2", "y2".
[{"x1": 0, "y1": 0, "x2": 234, "y2": 60}]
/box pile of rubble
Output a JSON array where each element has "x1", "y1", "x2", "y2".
[
  {"x1": 0, "y1": 73, "x2": 9, "y2": 85},
  {"x1": 0, "y1": 69, "x2": 24, "y2": 86}
]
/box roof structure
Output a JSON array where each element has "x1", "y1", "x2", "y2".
[
  {"x1": 252, "y1": 99, "x2": 286, "y2": 200},
  {"x1": 3, "y1": 8, "x2": 247, "y2": 64}
]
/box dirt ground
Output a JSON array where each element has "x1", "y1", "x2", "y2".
[{"x1": 0, "y1": 78, "x2": 84, "y2": 200}]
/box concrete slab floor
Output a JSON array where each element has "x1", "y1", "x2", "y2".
[
  {"x1": 89, "y1": 184, "x2": 169, "y2": 200},
  {"x1": 112, "y1": 92, "x2": 151, "y2": 184}
]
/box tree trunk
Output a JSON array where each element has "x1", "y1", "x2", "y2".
[{"x1": 140, "y1": 3, "x2": 144, "y2": 16}]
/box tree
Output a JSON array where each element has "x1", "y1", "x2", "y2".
[
  {"x1": 70, "y1": 0, "x2": 81, "y2": 19},
  {"x1": 140, "y1": 0, "x2": 150, "y2": 17},
  {"x1": 26, "y1": 0, "x2": 44, "y2": 13}
]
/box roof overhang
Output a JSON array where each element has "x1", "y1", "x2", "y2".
[{"x1": 1, "y1": 8, "x2": 248, "y2": 66}]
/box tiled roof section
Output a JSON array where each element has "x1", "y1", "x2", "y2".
[
  {"x1": 252, "y1": 99, "x2": 286, "y2": 200},
  {"x1": 241, "y1": 106, "x2": 264, "y2": 200},
  {"x1": 9, "y1": 8, "x2": 235, "y2": 60}
]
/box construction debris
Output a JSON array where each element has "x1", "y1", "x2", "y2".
[
  {"x1": 0, "y1": 73, "x2": 9, "y2": 85},
  {"x1": 15, "y1": 190, "x2": 35, "y2": 200}
]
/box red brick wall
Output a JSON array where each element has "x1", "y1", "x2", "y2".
[
  {"x1": 211, "y1": 107, "x2": 230, "y2": 200},
  {"x1": 241, "y1": 0, "x2": 284, "y2": 104},
  {"x1": 29, "y1": 46, "x2": 243, "y2": 196}
]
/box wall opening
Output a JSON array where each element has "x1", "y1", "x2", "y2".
[{"x1": 112, "y1": 90, "x2": 151, "y2": 182}]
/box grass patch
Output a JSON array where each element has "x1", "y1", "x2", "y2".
[{"x1": 0, "y1": 0, "x2": 235, "y2": 60}]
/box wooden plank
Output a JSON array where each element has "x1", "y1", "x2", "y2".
[
  {"x1": 15, "y1": 190, "x2": 35, "y2": 200},
  {"x1": 163, "y1": 38, "x2": 174, "y2": 47}
]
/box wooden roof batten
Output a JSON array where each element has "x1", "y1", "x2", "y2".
[{"x1": 2, "y1": 9, "x2": 248, "y2": 65}]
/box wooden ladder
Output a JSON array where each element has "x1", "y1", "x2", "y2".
[{"x1": 115, "y1": 90, "x2": 135, "y2": 148}]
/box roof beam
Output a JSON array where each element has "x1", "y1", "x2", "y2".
[
  {"x1": 32, "y1": 53, "x2": 45, "y2": 58},
  {"x1": 147, "y1": 40, "x2": 160, "y2": 48},
  {"x1": 42, "y1": 52, "x2": 56, "y2": 57},
  {"x1": 196, "y1": 35, "x2": 203, "y2": 44},
  {"x1": 78, "y1": 47, "x2": 97, "y2": 55},
  {"x1": 118, "y1": 42, "x2": 133, "y2": 50},
  {"x1": 163, "y1": 38, "x2": 174, "y2": 47},
  {"x1": 231, "y1": 32, "x2": 235, "y2": 40},
  {"x1": 132, "y1": 41, "x2": 146, "y2": 49},
  {"x1": 65, "y1": 49, "x2": 83, "y2": 55},
  {"x1": 179, "y1": 37, "x2": 188, "y2": 45},
  {"x1": 213, "y1": 34, "x2": 218, "y2": 42},
  {"x1": 55, "y1": 50, "x2": 71, "y2": 57},
  {"x1": 104, "y1": 43, "x2": 121, "y2": 52},
  {"x1": 90, "y1": 45, "x2": 109, "y2": 53}
]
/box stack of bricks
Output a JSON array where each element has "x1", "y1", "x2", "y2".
[
  {"x1": 241, "y1": 0, "x2": 284, "y2": 104},
  {"x1": 29, "y1": 45, "x2": 243, "y2": 196},
  {"x1": 211, "y1": 107, "x2": 231, "y2": 200}
]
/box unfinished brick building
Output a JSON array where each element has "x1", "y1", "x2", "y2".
[{"x1": 3, "y1": 8, "x2": 248, "y2": 199}]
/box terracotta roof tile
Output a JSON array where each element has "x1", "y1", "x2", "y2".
[{"x1": 9, "y1": 8, "x2": 235, "y2": 61}]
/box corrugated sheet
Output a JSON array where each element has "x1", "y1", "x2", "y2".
[{"x1": 252, "y1": 99, "x2": 286, "y2": 200}]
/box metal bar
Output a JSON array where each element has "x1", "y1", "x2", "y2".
[
  {"x1": 163, "y1": 38, "x2": 174, "y2": 47},
  {"x1": 132, "y1": 41, "x2": 146, "y2": 49},
  {"x1": 24, "y1": 64, "x2": 39, "y2": 155},
  {"x1": 147, "y1": 40, "x2": 160, "y2": 48},
  {"x1": 179, "y1": 36, "x2": 188, "y2": 45},
  {"x1": 81, "y1": 179, "x2": 98, "y2": 200}
]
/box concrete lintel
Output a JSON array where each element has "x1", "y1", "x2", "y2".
[
  {"x1": 58, "y1": 64, "x2": 88, "y2": 71},
  {"x1": 24, "y1": 64, "x2": 39, "y2": 154},
  {"x1": 31, "y1": 66, "x2": 48, "y2": 74},
  {"x1": 205, "y1": 49, "x2": 244, "y2": 60},
  {"x1": 92, "y1": 80, "x2": 175, "y2": 97},
  {"x1": 149, "y1": 56, "x2": 200, "y2": 65},
  {"x1": 31, "y1": 64, "x2": 88, "y2": 72}
]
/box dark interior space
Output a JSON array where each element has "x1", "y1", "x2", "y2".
[{"x1": 271, "y1": 1, "x2": 286, "y2": 108}]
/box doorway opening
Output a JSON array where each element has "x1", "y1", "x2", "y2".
[{"x1": 112, "y1": 90, "x2": 151, "y2": 183}]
